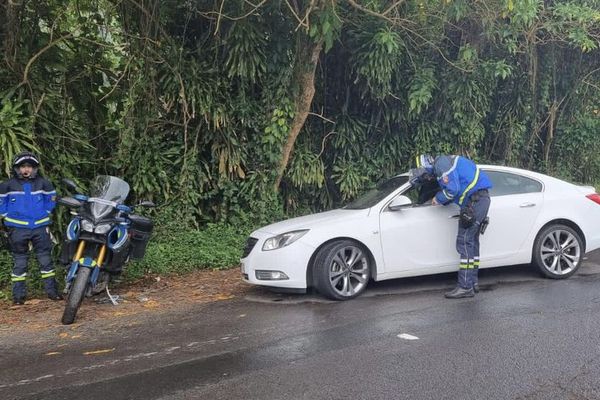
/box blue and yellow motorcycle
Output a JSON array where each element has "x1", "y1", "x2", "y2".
[{"x1": 58, "y1": 175, "x2": 154, "y2": 325}]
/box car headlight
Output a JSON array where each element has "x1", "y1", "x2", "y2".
[
  {"x1": 262, "y1": 230, "x2": 309, "y2": 251},
  {"x1": 81, "y1": 219, "x2": 94, "y2": 232},
  {"x1": 95, "y1": 223, "x2": 113, "y2": 235}
]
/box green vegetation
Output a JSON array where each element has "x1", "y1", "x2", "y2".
[
  {"x1": 0, "y1": 218, "x2": 253, "y2": 298},
  {"x1": 126, "y1": 219, "x2": 254, "y2": 280},
  {"x1": 0, "y1": 1, "x2": 599, "y2": 294}
]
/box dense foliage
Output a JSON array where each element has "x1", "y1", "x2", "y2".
[{"x1": 0, "y1": 0, "x2": 599, "y2": 293}]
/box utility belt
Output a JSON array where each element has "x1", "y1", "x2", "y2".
[
  {"x1": 469, "y1": 189, "x2": 489, "y2": 203},
  {"x1": 459, "y1": 189, "x2": 490, "y2": 233}
]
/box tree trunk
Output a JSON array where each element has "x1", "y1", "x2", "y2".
[
  {"x1": 273, "y1": 37, "x2": 323, "y2": 191},
  {"x1": 526, "y1": 37, "x2": 539, "y2": 169},
  {"x1": 543, "y1": 100, "x2": 558, "y2": 166},
  {"x1": 1, "y1": 0, "x2": 21, "y2": 71}
]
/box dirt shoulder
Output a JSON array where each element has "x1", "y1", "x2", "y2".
[{"x1": 0, "y1": 268, "x2": 256, "y2": 332}]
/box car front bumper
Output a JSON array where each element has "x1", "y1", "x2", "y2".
[{"x1": 240, "y1": 230, "x2": 315, "y2": 289}]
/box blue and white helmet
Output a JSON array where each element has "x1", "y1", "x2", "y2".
[
  {"x1": 13, "y1": 151, "x2": 40, "y2": 168},
  {"x1": 12, "y1": 151, "x2": 40, "y2": 179},
  {"x1": 415, "y1": 154, "x2": 435, "y2": 173},
  {"x1": 409, "y1": 154, "x2": 436, "y2": 185}
]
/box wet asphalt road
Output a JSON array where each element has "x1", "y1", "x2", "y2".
[{"x1": 3, "y1": 253, "x2": 600, "y2": 400}]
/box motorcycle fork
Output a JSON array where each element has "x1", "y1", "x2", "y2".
[
  {"x1": 73, "y1": 240, "x2": 86, "y2": 261},
  {"x1": 67, "y1": 242, "x2": 107, "y2": 287},
  {"x1": 88, "y1": 244, "x2": 108, "y2": 287},
  {"x1": 96, "y1": 244, "x2": 107, "y2": 267},
  {"x1": 65, "y1": 241, "x2": 86, "y2": 291}
]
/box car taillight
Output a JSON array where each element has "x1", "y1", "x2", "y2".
[{"x1": 586, "y1": 193, "x2": 600, "y2": 205}]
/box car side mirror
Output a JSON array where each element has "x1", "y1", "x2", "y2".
[
  {"x1": 62, "y1": 178, "x2": 78, "y2": 191},
  {"x1": 388, "y1": 195, "x2": 412, "y2": 211}
]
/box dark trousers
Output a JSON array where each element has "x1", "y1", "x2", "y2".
[
  {"x1": 455, "y1": 192, "x2": 491, "y2": 289},
  {"x1": 9, "y1": 226, "x2": 58, "y2": 299}
]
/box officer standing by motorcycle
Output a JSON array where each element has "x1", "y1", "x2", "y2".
[
  {"x1": 0, "y1": 151, "x2": 63, "y2": 305},
  {"x1": 413, "y1": 154, "x2": 492, "y2": 299}
]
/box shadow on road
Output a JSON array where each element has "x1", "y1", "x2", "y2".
[{"x1": 245, "y1": 249, "x2": 600, "y2": 304}]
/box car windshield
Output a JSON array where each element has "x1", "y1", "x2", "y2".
[{"x1": 344, "y1": 175, "x2": 409, "y2": 210}]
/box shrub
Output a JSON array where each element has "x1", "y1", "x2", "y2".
[{"x1": 0, "y1": 221, "x2": 256, "y2": 297}]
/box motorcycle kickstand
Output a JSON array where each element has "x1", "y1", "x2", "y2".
[{"x1": 105, "y1": 286, "x2": 120, "y2": 306}]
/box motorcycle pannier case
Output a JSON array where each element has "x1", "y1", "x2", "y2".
[{"x1": 128, "y1": 214, "x2": 153, "y2": 260}]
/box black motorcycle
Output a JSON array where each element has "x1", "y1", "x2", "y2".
[{"x1": 58, "y1": 175, "x2": 154, "y2": 325}]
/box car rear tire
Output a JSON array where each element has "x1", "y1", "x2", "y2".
[
  {"x1": 314, "y1": 240, "x2": 371, "y2": 300},
  {"x1": 532, "y1": 224, "x2": 582, "y2": 279}
]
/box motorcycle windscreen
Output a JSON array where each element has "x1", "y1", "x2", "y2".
[{"x1": 88, "y1": 175, "x2": 130, "y2": 220}]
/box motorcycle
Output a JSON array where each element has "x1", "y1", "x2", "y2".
[{"x1": 57, "y1": 175, "x2": 154, "y2": 325}]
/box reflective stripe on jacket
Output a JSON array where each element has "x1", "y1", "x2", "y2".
[{"x1": 0, "y1": 176, "x2": 56, "y2": 229}]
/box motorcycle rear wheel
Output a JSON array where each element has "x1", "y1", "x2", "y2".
[{"x1": 61, "y1": 266, "x2": 91, "y2": 325}]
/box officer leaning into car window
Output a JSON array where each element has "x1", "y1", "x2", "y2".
[
  {"x1": 415, "y1": 154, "x2": 492, "y2": 299},
  {"x1": 0, "y1": 151, "x2": 63, "y2": 305}
]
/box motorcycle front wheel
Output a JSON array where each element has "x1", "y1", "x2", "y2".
[{"x1": 61, "y1": 266, "x2": 91, "y2": 325}]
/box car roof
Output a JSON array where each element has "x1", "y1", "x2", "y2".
[
  {"x1": 400, "y1": 164, "x2": 574, "y2": 189},
  {"x1": 478, "y1": 164, "x2": 547, "y2": 179},
  {"x1": 398, "y1": 164, "x2": 546, "y2": 179},
  {"x1": 396, "y1": 163, "x2": 595, "y2": 196}
]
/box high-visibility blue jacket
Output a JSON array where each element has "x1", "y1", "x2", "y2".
[
  {"x1": 433, "y1": 155, "x2": 492, "y2": 208},
  {"x1": 0, "y1": 176, "x2": 56, "y2": 229}
]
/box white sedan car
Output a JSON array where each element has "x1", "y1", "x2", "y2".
[{"x1": 241, "y1": 165, "x2": 600, "y2": 300}]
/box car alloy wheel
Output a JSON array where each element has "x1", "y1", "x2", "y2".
[
  {"x1": 540, "y1": 229, "x2": 581, "y2": 275},
  {"x1": 533, "y1": 224, "x2": 582, "y2": 279},
  {"x1": 314, "y1": 240, "x2": 371, "y2": 300}
]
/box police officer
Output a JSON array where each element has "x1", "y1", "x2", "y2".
[
  {"x1": 0, "y1": 151, "x2": 63, "y2": 305},
  {"x1": 415, "y1": 154, "x2": 492, "y2": 299}
]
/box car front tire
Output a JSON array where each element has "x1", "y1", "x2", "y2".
[
  {"x1": 532, "y1": 224, "x2": 583, "y2": 279},
  {"x1": 314, "y1": 240, "x2": 371, "y2": 300}
]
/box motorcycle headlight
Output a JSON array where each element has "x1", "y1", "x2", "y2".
[
  {"x1": 95, "y1": 223, "x2": 112, "y2": 235},
  {"x1": 262, "y1": 230, "x2": 309, "y2": 251},
  {"x1": 81, "y1": 219, "x2": 94, "y2": 232}
]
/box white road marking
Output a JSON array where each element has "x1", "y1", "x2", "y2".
[
  {"x1": 13, "y1": 375, "x2": 54, "y2": 386},
  {"x1": 0, "y1": 336, "x2": 242, "y2": 389},
  {"x1": 397, "y1": 333, "x2": 419, "y2": 340}
]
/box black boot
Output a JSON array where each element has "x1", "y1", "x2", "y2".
[
  {"x1": 13, "y1": 298, "x2": 25, "y2": 305},
  {"x1": 444, "y1": 287, "x2": 474, "y2": 299},
  {"x1": 473, "y1": 284, "x2": 480, "y2": 293}
]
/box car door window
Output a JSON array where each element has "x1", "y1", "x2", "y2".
[
  {"x1": 485, "y1": 171, "x2": 543, "y2": 197},
  {"x1": 402, "y1": 179, "x2": 440, "y2": 206}
]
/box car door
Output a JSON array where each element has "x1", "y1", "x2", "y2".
[
  {"x1": 481, "y1": 170, "x2": 544, "y2": 262},
  {"x1": 378, "y1": 185, "x2": 459, "y2": 272}
]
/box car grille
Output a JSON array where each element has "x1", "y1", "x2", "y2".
[{"x1": 242, "y1": 237, "x2": 258, "y2": 258}]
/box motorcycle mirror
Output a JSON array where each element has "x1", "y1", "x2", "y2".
[
  {"x1": 62, "y1": 178, "x2": 78, "y2": 191},
  {"x1": 138, "y1": 201, "x2": 156, "y2": 208},
  {"x1": 57, "y1": 196, "x2": 83, "y2": 208}
]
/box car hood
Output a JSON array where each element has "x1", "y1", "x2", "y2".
[{"x1": 256, "y1": 208, "x2": 369, "y2": 235}]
